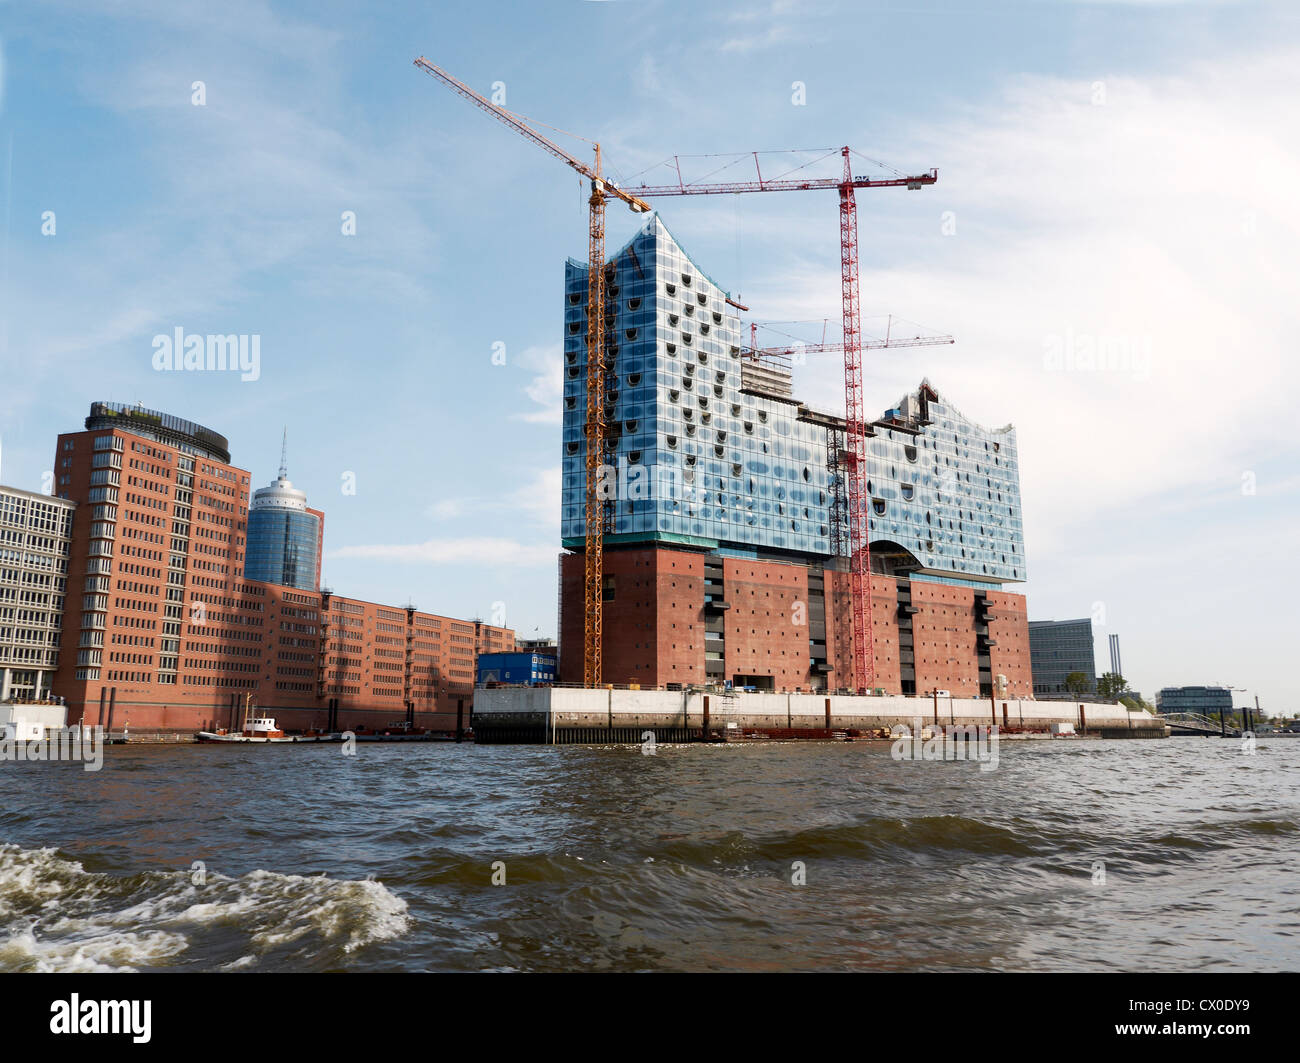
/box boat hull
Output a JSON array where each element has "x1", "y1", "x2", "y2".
[{"x1": 196, "y1": 732, "x2": 342, "y2": 744}]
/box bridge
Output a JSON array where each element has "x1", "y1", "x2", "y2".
[{"x1": 1159, "y1": 712, "x2": 1242, "y2": 737}]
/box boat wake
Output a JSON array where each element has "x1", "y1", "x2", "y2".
[{"x1": 0, "y1": 842, "x2": 410, "y2": 972}]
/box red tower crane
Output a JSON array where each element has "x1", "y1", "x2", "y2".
[{"x1": 628, "y1": 149, "x2": 938, "y2": 693}]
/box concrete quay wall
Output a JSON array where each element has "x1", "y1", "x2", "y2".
[{"x1": 473, "y1": 687, "x2": 1165, "y2": 741}]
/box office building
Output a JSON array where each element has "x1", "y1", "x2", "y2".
[
  {"x1": 1156, "y1": 685, "x2": 1234, "y2": 717},
  {"x1": 245, "y1": 441, "x2": 323, "y2": 592},
  {"x1": 1029, "y1": 617, "x2": 1097, "y2": 696},
  {"x1": 0, "y1": 485, "x2": 76, "y2": 701}
]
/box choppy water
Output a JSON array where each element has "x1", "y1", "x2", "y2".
[{"x1": 0, "y1": 737, "x2": 1296, "y2": 971}]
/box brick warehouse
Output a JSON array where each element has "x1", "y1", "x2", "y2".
[
  {"x1": 557, "y1": 217, "x2": 1032, "y2": 696},
  {"x1": 558, "y1": 549, "x2": 1031, "y2": 697},
  {"x1": 50, "y1": 401, "x2": 511, "y2": 734}
]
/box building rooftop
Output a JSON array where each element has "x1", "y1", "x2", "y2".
[{"x1": 86, "y1": 401, "x2": 231, "y2": 463}]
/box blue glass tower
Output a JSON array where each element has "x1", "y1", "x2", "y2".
[
  {"x1": 561, "y1": 215, "x2": 1026, "y2": 586},
  {"x1": 245, "y1": 439, "x2": 321, "y2": 592}
]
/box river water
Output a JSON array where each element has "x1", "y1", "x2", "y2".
[{"x1": 1, "y1": 737, "x2": 1295, "y2": 972}]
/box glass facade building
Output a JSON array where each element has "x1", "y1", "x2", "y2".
[
  {"x1": 1156, "y1": 686, "x2": 1234, "y2": 716},
  {"x1": 245, "y1": 473, "x2": 321, "y2": 592},
  {"x1": 561, "y1": 216, "x2": 1026, "y2": 586},
  {"x1": 1028, "y1": 618, "x2": 1098, "y2": 695}
]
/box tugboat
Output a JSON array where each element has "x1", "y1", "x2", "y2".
[
  {"x1": 197, "y1": 715, "x2": 297, "y2": 743},
  {"x1": 196, "y1": 696, "x2": 340, "y2": 743}
]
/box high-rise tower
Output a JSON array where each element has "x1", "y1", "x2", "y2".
[{"x1": 245, "y1": 431, "x2": 323, "y2": 592}]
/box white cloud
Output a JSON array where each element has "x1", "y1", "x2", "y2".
[
  {"x1": 427, "y1": 498, "x2": 466, "y2": 520},
  {"x1": 421, "y1": 466, "x2": 559, "y2": 530},
  {"x1": 760, "y1": 52, "x2": 1300, "y2": 554},
  {"x1": 515, "y1": 344, "x2": 563, "y2": 425}
]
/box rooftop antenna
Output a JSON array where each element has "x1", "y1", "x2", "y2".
[{"x1": 279, "y1": 427, "x2": 288, "y2": 480}]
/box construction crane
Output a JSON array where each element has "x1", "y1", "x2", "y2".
[
  {"x1": 413, "y1": 57, "x2": 650, "y2": 688},
  {"x1": 745, "y1": 317, "x2": 955, "y2": 363},
  {"x1": 743, "y1": 320, "x2": 954, "y2": 576},
  {"x1": 628, "y1": 149, "x2": 938, "y2": 693}
]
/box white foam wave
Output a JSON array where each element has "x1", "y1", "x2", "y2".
[{"x1": 0, "y1": 842, "x2": 410, "y2": 972}]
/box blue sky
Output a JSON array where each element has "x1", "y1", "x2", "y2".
[{"x1": 1, "y1": 0, "x2": 1296, "y2": 711}]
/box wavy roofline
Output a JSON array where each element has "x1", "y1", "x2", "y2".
[{"x1": 566, "y1": 213, "x2": 735, "y2": 300}]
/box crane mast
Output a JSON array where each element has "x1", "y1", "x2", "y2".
[
  {"x1": 413, "y1": 58, "x2": 648, "y2": 689},
  {"x1": 633, "y1": 147, "x2": 937, "y2": 694}
]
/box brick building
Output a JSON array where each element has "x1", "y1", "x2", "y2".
[
  {"x1": 559, "y1": 548, "x2": 1031, "y2": 698},
  {"x1": 50, "y1": 401, "x2": 510, "y2": 734}
]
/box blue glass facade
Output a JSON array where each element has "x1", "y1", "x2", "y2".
[
  {"x1": 1029, "y1": 618, "x2": 1097, "y2": 694},
  {"x1": 561, "y1": 216, "x2": 1026, "y2": 586},
  {"x1": 246, "y1": 508, "x2": 320, "y2": 591},
  {"x1": 1156, "y1": 686, "x2": 1234, "y2": 716}
]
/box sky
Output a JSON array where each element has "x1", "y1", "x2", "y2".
[{"x1": 0, "y1": 0, "x2": 1296, "y2": 713}]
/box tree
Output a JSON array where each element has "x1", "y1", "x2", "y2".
[
  {"x1": 1097, "y1": 672, "x2": 1128, "y2": 700},
  {"x1": 1064, "y1": 671, "x2": 1091, "y2": 697}
]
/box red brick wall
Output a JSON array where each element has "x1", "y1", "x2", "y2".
[
  {"x1": 558, "y1": 545, "x2": 1030, "y2": 699},
  {"x1": 652, "y1": 549, "x2": 704, "y2": 687},
  {"x1": 722, "y1": 556, "x2": 809, "y2": 690},
  {"x1": 824, "y1": 570, "x2": 903, "y2": 693},
  {"x1": 873, "y1": 573, "x2": 903, "y2": 693},
  {"x1": 826, "y1": 567, "x2": 854, "y2": 690},
  {"x1": 558, "y1": 552, "x2": 583, "y2": 684},
  {"x1": 987, "y1": 589, "x2": 1033, "y2": 697},
  {"x1": 910, "y1": 580, "x2": 981, "y2": 697},
  {"x1": 559, "y1": 547, "x2": 704, "y2": 686}
]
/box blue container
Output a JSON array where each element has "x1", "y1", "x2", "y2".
[{"x1": 477, "y1": 652, "x2": 558, "y2": 687}]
